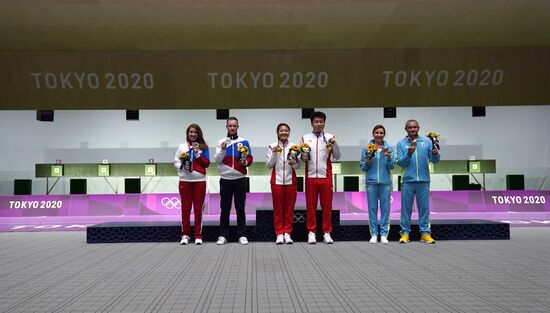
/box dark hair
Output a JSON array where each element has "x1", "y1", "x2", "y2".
[
  {"x1": 276, "y1": 123, "x2": 291, "y2": 141},
  {"x1": 372, "y1": 124, "x2": 386, "y2": 135},
  {"x1": 310, "y1": 111, "x2": 326, "y2": 123},
  {"x1": 186, "y1": 123, "x2": 208, "y2": 150},
  {"x1": 227, "y1": 116, "x2": 239, "y2": 123},
  {"x1": 405, "y1": 119, "x2": 419, "y2": 128}
]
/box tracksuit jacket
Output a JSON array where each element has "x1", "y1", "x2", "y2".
[{"x1": 396, "y1": 135, "x2": 441, "y2": 235}]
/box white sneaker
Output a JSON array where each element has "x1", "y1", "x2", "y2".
[
  {"x1": 216, "y1": 236, "x2": 227, "y2": 245},
  {"x1": 180, "y1": 235, "x2": 190, "y2": 245},
  {"x1": 380, "y1": 236, "x2": 389, "y2": 245},
  {"x1": 369, "y1": 235, "x2": 378, "y2": 244},
  {"x1": 195, "y1": 238, "x2": 203, "y2": 245},
  {"x1": 308, "y1": 232, "x2": 316, "y2": 244},
  {"x1": 283, "y1": 233, "x2": 293, "y2": 244},
  {"x1": 239, "y1": 236, "x2": 249, "y2": 245},
  {"x1": 323, "y1": 232, "x2": 334, "y2": 244},
  {"x1": 275, "y1": 234, "x2": 284, "y2": 245}
]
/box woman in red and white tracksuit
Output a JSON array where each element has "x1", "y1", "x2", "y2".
[
  {"x1": 266, "y1": 123, "x2": 300, "y2": 244},
  {"x1": 174, "y1": 124, "x2": 210, "y2": 245}
]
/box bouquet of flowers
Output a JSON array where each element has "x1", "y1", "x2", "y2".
[
  {"x1": 179, "y1": 151, "x2": 189, "y2": 159},
  {"x1": 427, "y1": 132, "x2": 441, "y2": 151},
  {"x1": 300, "y1": 143, "x2": 311, "y2": 161},
  {"x1": 179, "y1": 151, "x2": 193, "y2": 173},
  {"x1": 237, "y1": 145, "x2": 249, "y2": 164},
  {"x1": 288, "y1": 144, "x2": 301, "y2": 161},
  {"x1": 366, "y1": 143, "x2": 377, "y2": 159}
]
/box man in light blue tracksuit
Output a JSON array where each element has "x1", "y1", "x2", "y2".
[
  {"x1": 360, "y1": 125, "x2": 394, "y2": 244},
  {"x1": 396, "y1": 119, "x2": 440, "y2": 244}
]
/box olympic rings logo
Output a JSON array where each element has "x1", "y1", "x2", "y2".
[
  {"x1": 160, "y1": 197, "x2": 181, "y2": 210},
  {"x1": 293, "y1": 213, "x2": 306, "y2": 224}
]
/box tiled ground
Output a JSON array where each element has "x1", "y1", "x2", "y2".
[{"x1": 1, "y1": 228, "x2": 549, "y2": 312}]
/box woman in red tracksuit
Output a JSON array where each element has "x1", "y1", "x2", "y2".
[
  {"x1": 174, "y1": 124, "x2": 210, "y2": 245},
  {"x1": 266, "y1": 123, "x2": 300, "y2": 244}
]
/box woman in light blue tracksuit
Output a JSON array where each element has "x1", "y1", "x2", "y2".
[{"x1": 360, "y1": 125, "x2": 394, "y2": 244}]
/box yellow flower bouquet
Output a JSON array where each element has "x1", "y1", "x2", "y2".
[
  {"x1": 237, "y1": 145, "x2": 249, "y2": 156},
  {"x1": 179, "y1": 151, "x2": 192, "y2": 172},
  {"x1": 427, "y1": 132, "x2": 440, "y2": 139},
  {"x1": 237, "y1": 145, "x2": 249, "y2": 164},
  {"x1": 427, "y1": 132, "x2": 441, "y2": 151},
  {"x1": 366, "y1": 143, "x2": 377, "y2": 159},
  {"x1": 288, "y1": 144, "x2": 301, "y2": 160},
  {"x1": 366, "y1": 143, "x2": 377, "y2": 152},
  {"x1": 179, "y1": 151, "x2": 190, "y2": 160},
  {"x1": 300, "y1": 143, "x2": 311, "y2": 161}
]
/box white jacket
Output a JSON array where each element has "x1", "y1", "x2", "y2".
[
  {"x1": 266, "y1": 140, "x2": 301, "y2": 185},
  {"x1": 301, "y1": 132, "x2": 341, "y2": 179},
  {"x1": 173, "y1": 142, "x2": 210, "y2": 182},
  {"x1": 214, "y1": 136, "x2": 253, "y2": 180}
]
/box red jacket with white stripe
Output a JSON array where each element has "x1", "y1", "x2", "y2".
[
  {"x1": 266, "y1": 140, "x2": 301, "y2": 185},
  {"x1": 301, "y1": 132, "x2": 341, "y2": 179}
]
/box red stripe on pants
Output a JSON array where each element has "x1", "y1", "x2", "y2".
[
  {"x1": 271, "y1": 184, "x2": 297, "y2": 235},
  {"x1": 305, "y1": 178, "x2": 333, "y2": 233},
  {"x1": 178, "y1": 180, "x2": 206, "y2": 239}
]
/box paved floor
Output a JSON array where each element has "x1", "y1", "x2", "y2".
[{"x1": 1, "y1": 228, "x2": 549, "y2": 313}]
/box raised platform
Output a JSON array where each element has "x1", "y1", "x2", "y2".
[
  {"x1": 2, "y1": 190, "x2": 547, "y2": 233},
  {"x1": 87, "y1": 221, "x2": 257, "y2": 243},
  {"x1": 87, "y1": 208, "x2": 510, "y2": 243}
]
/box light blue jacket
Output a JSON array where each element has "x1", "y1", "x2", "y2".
[
  {"x1": 360, "y1": 140, "x2": 395, "y2": 184},
  {"x1": 396, "y1": 135, "x2": 440, "y2": 183}
]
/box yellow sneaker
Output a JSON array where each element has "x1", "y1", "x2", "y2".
[
  {"x1": 399, "y1": 233, "x2": 410, "y2": 244},
  {"x1": 420, "y1": 233, "x2": 436, "y2": 244}
]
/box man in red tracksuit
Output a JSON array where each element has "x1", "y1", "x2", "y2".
[{"x1": 301, "y1": 111, "x2": 341, "y2": 244}]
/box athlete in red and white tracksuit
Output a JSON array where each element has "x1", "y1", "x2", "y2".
[
  {"x1": 266, "y1": 139, "x2": 300, "y2": 238},
  {"x1": 302, "y1": 130, "x2": 341, "y2": 235},
  {"x1": 174, "y1": 139, "x2": 210, "y2": 241}
]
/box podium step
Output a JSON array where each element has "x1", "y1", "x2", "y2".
[{"x1": 87, "y1": 209, "x2": 509, "y2": 243}]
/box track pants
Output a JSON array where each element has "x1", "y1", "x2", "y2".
[
  {"x1": 366, "y1": 183, "x2": 391, "y2": 237},
  {"x1": 271, "y1": 184, "x2": 297, "y2": 235},
  {"x1": 219, "y1": 177, "x2": 247, "y2": 238},
  {"x1": 400, "y1": 182, "x2": 431, "y2": 235},
  {"x1": 178, "y1": 181, "x2": 206, "y2": 239},
  {"x1": 305, "y1": 177, "x2": 333, "y2": 233}
]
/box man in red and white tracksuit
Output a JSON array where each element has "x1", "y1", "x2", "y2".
[
  {"x1": 301, "y1": 111, "x2": 341, "y2": 244},
  {"x1": 266, "y1": 123, "x2": 300, "y2": 245}
]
